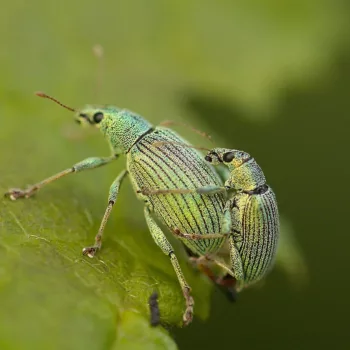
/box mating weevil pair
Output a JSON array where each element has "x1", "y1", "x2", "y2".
[{"x1": 5, "y1": 93, "x2": 279, "y2": 325}]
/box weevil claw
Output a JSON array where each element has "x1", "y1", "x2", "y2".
[
  {"x1": 5, "y1": 188, "x2": 26, "y2": 200},
  {"x1": 82, "y1": 246, "x2": 99, "y2": 258},
  {"x1": 5, "y1": 186, "x2": 37, "y2": 200}
]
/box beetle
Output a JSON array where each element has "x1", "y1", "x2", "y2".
[
  {"x1": 5, "y1": 92, "x2": 227, "y2": 325},
  {"x1": 140, "y1": 147, "x2": 279, "y2": 291}
]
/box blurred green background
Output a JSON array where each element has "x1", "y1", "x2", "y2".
[{"x1": 1, "y1": 1, "x2": 350, "y2": 349}]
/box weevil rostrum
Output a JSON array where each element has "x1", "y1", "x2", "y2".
[
  {"x1": 5, "y1": 92, "x2": 227, "y2": 325},
  {"x1": 140, "y1": 147, "x2": 279, "y2": 292}
]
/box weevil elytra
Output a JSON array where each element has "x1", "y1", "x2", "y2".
[
  {"x1": 5, "y1": 92, "x2": 227, "y2": 325},
  {"x1": 140, "y1": 147, "x2": 279, "y2": 292}
]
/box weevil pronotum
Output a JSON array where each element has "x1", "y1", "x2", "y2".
[
  {"x1": 5, "y1": 92, "x2": 228, "y2": 325},
  {"x1": 140, "y1": 147, "x2": 279, "y2": 292}
]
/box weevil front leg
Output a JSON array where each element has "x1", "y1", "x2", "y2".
[
  {"x1": 144, "y1": 206, "x2": 194, "y2": 326},
  {"x1": 5, "y1": 155, "x2": 118, "y2": 200},
  {"x1": 83, "y1": 170, "x2": 128, "y2": 258}
]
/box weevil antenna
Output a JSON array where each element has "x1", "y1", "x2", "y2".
[
  {"x1": 153, "y1": 140, "x2": 211, "y2": 152},
  {"x1": 35, "y1": 92, "x2": 76, "y2": 112},
  {"x1": 159, "y1": 120, "x2": 214, "y2": 143}
]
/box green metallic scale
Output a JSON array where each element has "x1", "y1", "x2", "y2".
[
  {"x1": 5, "y1": 92, "x2": 226, "y2": 325},
  {"x1": 141, "y1": 147, "x2": 279, "y2": 291}
]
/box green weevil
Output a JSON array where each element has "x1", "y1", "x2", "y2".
[
  {"x1": 140, "y1": 147, "x2": 279, "y2": 292},
  {"x1": 5, "y1": 92, "x2": 227, "y2": 325}
]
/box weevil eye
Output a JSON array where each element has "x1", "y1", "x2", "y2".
[
  {"x1": 223, "y1": 152, "x2": 235, "y2": 163},
  {"x1": 93, "y1": 112, "x2": 104, "y2": 124},
  {"x1": 205, "y1": 155, "x2": 212, "y2": 162}
]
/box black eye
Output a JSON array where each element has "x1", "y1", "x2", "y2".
[
  {"x1": 223, "y1": 152, "x2": 235, "y2": 163},
  {"x1": 205, "y1": 155, "x2": 212, "y2": 162},
  {"x1": 93, "y1": 112, "x2": 104, "y2": 123}
]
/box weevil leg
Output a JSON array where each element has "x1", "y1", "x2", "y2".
[
  {"x1": 138, "y1": 185, "x2": 226, "y2": 196},
  {"x1": 228, "y1": 235, "x2": 245, "y2": 290},
  {"x1": 144, "y1": 206, "x2": 194, "y2": 326},
  {"x1": 5, "y1": 155, "x2": 118, "y2": 200},
  {"x1": 83, "y1": 170, "x2": 128, "y2": 258},
  {"x1": 172, "y1": 228, "x2": 228, "y2": 240},
  {"x1": 219, "y1": 198, "x2": 245, "y2": 288},
  {"x1": 177, "y1": 200, "x2": 245, "y2": 288},
  {"x1": 191, "y1": 257, "x2": 238, "y2": 302}
]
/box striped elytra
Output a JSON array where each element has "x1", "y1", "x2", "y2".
[
  {"x1": 127, "y1": 127, "x2": 226, "y2": 255},
  {"x1": 238, "y1": 187, "x2": 279, "y2": 284}
]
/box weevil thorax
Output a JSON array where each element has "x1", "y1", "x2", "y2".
[
  {"x1": 76, "y1": 106, "x2": 153, "y2": 154},
  {"x1": 206, "y1": 148, "x2": 266, "y2": 191}
]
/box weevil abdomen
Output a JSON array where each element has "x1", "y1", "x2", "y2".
[
  {"x1": 237, "y1": 186, "x2": 279, "y2": 284},
  {"x1": 127, "y1": 127, "x2": 225, "y2": 255}
]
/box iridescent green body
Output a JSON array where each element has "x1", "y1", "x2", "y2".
[{"x1": 203, "y1": 148, "x2": 279, "y2": 290}]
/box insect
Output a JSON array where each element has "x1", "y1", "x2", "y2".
[
  {"x1": 140, "y1": 147, "x2": 279, "y2": 292},
  {"x1": 5, "y1": 92, "x2": 227, "y2": 325}
]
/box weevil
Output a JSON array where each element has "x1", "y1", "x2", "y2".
[
  {"x1": 140, "y1": 147, "x2": 279, "y2": 291},
  {"x1": 5, "y1": 92, "x2": 227, "y2": 325}
]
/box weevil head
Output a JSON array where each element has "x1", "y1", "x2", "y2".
[
  {"x1": 206, "y1": 148, "x2": 266, "y2": 191},
  {"x1": 76, "y1": 106, "x2": 153, "y2": 154},
  {"x1": 205, "y1": 148, "x2": 251, "y2": 168},
  {"x1": 35, "y1": 93, "x2": 153, "y2": 154},
  {"x1": 75, "y1": 106, "x2": 109, "y2": 126}
]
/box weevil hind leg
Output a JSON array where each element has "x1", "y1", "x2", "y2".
[
  {"x1": 83, "y1": 170, "x2": 128, "y2": 258},
  {"x1": 189, "y1": 255, "x2": 238, "y2": 302},
  {"x1": 144, "y1": 206, "x2": 194, "y2": 326}
]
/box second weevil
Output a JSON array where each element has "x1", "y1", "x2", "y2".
[
  {"x1": 141, "y1": 147, "x2": 279, "y2": 292},
  {"x1": 5, "y1": 92, "x2": 226, "y2": 325}
]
